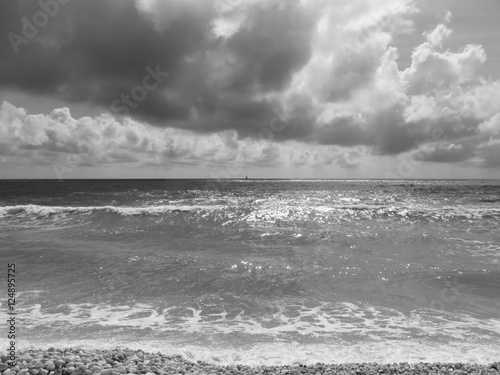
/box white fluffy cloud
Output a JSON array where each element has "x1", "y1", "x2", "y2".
[{"x1": 0, "y1": 101, "x2": 368, "y2": 173}]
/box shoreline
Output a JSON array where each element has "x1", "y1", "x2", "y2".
[{"x1": 1, "y1": 348, "x2": 499, "y2": 375}]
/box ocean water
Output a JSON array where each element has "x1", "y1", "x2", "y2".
[{"x1": 0, "y1": 179, "x2": 499, "y2": 365}]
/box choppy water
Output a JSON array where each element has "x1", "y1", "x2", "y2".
[{"x1": 0, "y1": 179, "x2": 499, "y2": 365}]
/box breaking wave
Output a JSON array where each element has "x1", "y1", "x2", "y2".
[
  {"x1": 0, "y1": 204, "x2": 221, "y2": 217},
  {"x1": 1, "y1": 202, "x2": 499, "y2": 223}
]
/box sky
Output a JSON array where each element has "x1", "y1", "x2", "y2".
[{"x1": 1, "y1": 0, "x2": 500, "y2": 179}]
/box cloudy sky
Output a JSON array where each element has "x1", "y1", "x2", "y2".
[{"x1": 1, "y1": 0, "x2": 500, "y2": 179}]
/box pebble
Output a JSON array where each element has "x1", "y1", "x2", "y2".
[{"x1": 46, "y1": 363, "x2": 55, "y2": 371}]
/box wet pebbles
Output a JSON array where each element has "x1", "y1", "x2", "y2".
[{"x1": 0, "y1": 348, "x2": 498, "y2": 375}]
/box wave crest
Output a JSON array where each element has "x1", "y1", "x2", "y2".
[
  {"x1": 1, "y1": 202, "x2": 499, "y2": 223},
  {"x1": 0, "y1": 204, "x2": 221, "y2": 218}
]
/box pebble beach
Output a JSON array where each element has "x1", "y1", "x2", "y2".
[{"x1": 1, "y1": 349, "x2": 499, "y2": 375}]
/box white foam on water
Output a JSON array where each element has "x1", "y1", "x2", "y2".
[
  {"x1": 235, "y1": 200, "x2": 500, "y2": 227},
  {"x1": 0, "y1": 204, "x2": 223, "y2": 218},
  {"x1": 14, "y1": 301, "x2": 500, "y2": 343},
  {"x1": 2, "y1": 201, "x2": 499, "y2": 222},
  {"x1": 2, "y1": 340, "x2": 499, "y2": 366}
]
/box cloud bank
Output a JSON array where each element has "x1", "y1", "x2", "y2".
[{"x1": 0, "y1": 101, "x2": 361, "y2": 173}]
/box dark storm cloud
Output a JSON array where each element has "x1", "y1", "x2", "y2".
[
  {"x1": 225, "y1": 1, "x2": 314, "y2": 93},
  {"x1": 0, "y1": 0, "x2": 314, "y2": 131},
  {"x1": 0, "y1": 0, "x2": 215, "y2": 123}
]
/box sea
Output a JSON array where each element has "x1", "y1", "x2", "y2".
[{"x1": 0, "y1": 179, "x2": 499, "y2": 365}]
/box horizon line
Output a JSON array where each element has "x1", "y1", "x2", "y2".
[{"x1": 1, "y1": 178, "x2": 500, "y2": 181}]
